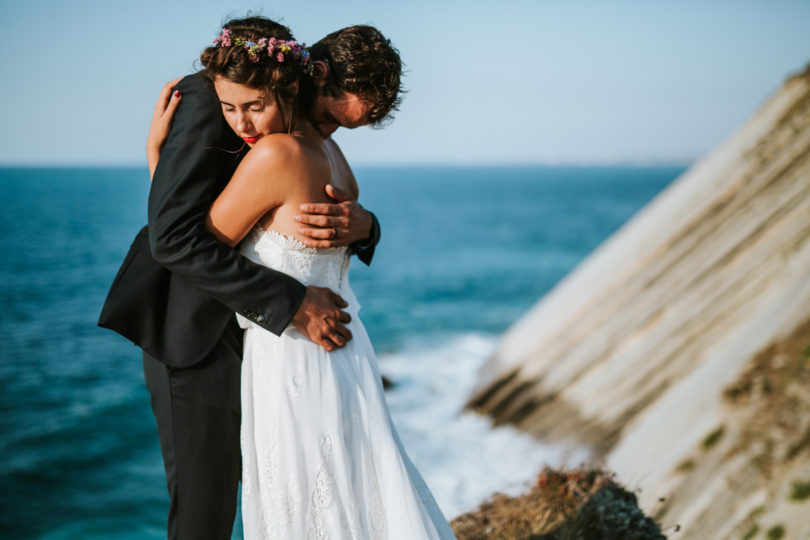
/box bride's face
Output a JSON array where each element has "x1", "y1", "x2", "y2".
[{"x1": 214, "y1": 76, "x2": 293, "y2": 146}]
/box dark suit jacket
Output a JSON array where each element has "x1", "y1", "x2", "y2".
[{"x1": 98, "y1": 73, "x2": 379, "y2": 367}]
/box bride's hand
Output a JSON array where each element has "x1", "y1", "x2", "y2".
[{"x1": 147, "y1": 77, "x2": 183, "y2": 181}]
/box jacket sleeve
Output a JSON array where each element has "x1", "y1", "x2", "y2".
[
  {"x1": 147, "y1": 74, "x2": 306, "y2": 335},
  {"x1": 349, "y1": 212, "x2": 381, "y2": 266}
]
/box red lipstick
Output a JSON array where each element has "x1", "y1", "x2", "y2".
[{"x1": 243, "y1": 135, "x2": 260, "y2": 144}]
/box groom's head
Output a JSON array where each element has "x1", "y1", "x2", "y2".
[{"x1": 306, "y1": 25, "x2": 403, "y2": 137}]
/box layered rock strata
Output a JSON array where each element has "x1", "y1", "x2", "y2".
[{"x1": 469, "y1": 65, "x2": 810, "y2": 538}]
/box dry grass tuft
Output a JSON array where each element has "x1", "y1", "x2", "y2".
[{"x1": 450, "y1": 467, "x2": 665, "y2": 540}]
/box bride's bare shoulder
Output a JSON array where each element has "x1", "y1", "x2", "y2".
[
  {"x1": 246, "y1": 133, "x2": 309, "y2": 167},
  {"x1": 223, "y1": 135, "x2": 314, "y2": 210},
  {"x1": 232, "y1": 134, "x2": 318, "y2": 192}
]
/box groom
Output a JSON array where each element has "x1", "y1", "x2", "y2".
[{"x1": 99, "y1": 21, "x2": 402, "y2": 539}]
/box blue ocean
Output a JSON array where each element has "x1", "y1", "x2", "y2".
[{"x1": 0, "y1": 165, "x2": 681, "y2": 539}]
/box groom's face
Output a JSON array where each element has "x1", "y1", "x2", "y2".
[{"x1": 309, "y1": 91, "x2": 370, "y2": 138}]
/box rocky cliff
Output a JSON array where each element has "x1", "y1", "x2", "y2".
[{"x1": 468, "y1": 65, "x2": 810, "y2": 538}]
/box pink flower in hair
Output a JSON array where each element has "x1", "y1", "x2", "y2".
[
  {"x1": 276, "y1": 52, "x2": 285, "y2": 62},
  {"x1": 219, "y1": 28, "x2": 232, "y2": 47}
]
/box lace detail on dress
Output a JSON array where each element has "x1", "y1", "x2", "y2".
[
  {"x1": 282, "y1": 472, "x2": 302, "y2": 530},
  {"x1": 241, "y1": 430, "x2": 255, "y2": 497},
  {"x1": 369, "y1": 464, "x2": 387, "y2": 539},
  {"x1": 307, "y1": 432, "x2": 336, "y2": 540},
  {"x1": 260, "y1": 429, "x2": 281, "y2": 538},
  {"x1": 245, "y1": 228, "x2": 349, "y2": 291},
  {"x1": 287, "y1": 367, "x2": 304, "y2": 401}
]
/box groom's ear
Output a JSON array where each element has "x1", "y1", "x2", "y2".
[{"x1": 311, "y1": 61, "x2": 329, "y2": 88}]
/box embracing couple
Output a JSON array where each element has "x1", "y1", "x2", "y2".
[{"x1": 99, "y1": 15, "x2": 456, "y2": 540}]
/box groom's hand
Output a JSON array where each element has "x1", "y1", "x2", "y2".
[
  {"x1": 295, "y1": 184, "x2": 372, "y2": 248},
  {"x1": 292, "y1": 286, "x2": 353, "y2": 351}
]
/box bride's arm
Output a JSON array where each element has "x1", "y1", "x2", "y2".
[
  {"x1": 146, "y1": 78, "x2": 182, "y2": 181},
  {"x1": 205, "y1": 135, "x2": 293, "y2": 246}
]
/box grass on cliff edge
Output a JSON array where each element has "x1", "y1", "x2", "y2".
[{"x1": 450, "y1": 467, "x2": 666, "y2": 540}]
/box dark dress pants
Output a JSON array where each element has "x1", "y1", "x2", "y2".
[{"x1": 142, "y1": 319, "x2": 243, "y2": 540}]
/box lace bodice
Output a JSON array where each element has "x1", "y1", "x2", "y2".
[{"x1": 239, "y1": 228, "x2": 350, "y2": 291}]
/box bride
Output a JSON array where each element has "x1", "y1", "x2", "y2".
[{"x1": 148, "y1": 17, "x2": 456, "y2": 540}]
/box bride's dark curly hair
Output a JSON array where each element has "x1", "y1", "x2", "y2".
[{"x1": 199, "y1": 17, "x2": 302, "y2": 104}]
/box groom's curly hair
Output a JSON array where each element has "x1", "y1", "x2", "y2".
[{"x1": 308, "y1": 25, "x2": 404, "y2": 126}]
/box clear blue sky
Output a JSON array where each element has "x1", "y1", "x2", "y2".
[{"x1": 2, "y1": 1, "x2": 808, "y2": 166}]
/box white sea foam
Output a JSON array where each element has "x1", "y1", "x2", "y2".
[{"x1": 378, "y1": 332, "x2": 587, "y2": 518}]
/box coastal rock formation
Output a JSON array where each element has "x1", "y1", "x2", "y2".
[{"x1": 468, "y1": 64, "x2": 810, "y2": 538}]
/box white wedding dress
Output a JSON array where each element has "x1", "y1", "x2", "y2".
[{"x1": 237, "y1": 228, "x2": 456, "y2": 540}]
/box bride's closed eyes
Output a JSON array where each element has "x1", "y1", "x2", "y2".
[{"x1": 219, "y1": 100, "x2": 266, "y2": 113}]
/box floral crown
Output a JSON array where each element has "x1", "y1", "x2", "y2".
[{"x1": 213, "y1": 28, "x2": 313, "y2": 75}]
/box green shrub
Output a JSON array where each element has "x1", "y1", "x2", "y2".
[
  {"x1": 789, "y1": 479, "x2": 810, "y2": 501},
  {"x1": 702, "y1": 426, "x2": 725, "y2": 450},
  {"x1": 742, "y1": 523, "x2": 759, "y2": 539},
  {"x1": 766, "y1": 524, "x2": 785, "y2": 540}
]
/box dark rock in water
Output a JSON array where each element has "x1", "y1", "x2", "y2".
[
  {"x1": 381, "y1": 374, "x2": 394, "y2": 390},
  {"x1": 535, "y1": 483, "x2": 666, "y2": 540}
]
